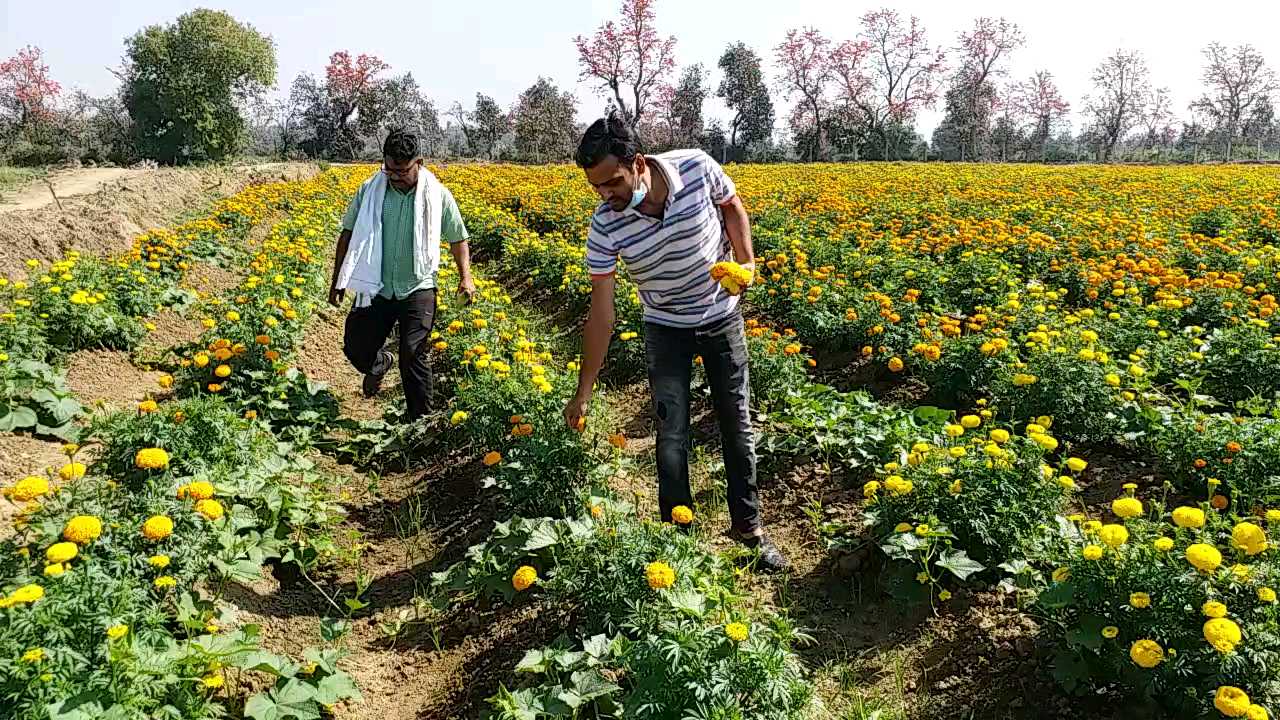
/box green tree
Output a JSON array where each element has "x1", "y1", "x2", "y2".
[
  {"x1": 512, "y1": 77, "x2": 578, "y2": 163},
  {"x1": 717, "y1": 42, "x2": 774, "y2": 161},
  {"x1": 123, "y1": 9, "x2": 276, "y2": 163}
]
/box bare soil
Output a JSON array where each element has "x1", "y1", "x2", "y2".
[{"x1": 0, "y1": 163, "x2": 317, "y2": 276}]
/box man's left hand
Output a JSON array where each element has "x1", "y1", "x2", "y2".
[{"x1": 458, "y1": 276, "x2": 477, "y2": 303}]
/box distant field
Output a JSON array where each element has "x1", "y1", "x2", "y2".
[{"x1": 0, "y1": 166, "x2": 43, "y2": 201}]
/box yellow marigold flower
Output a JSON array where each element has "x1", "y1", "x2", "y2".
[
  {"x1": 1153, "y1": 537, "x2": 1175, "y2": 552},
  {"x1": 1065, "y1": 457, "x2": 1088, "y2": 473},
  {"x1": 7, "y1": 583, "x2": 44, "y2": 605},
  {"x1": 724, "y1": 622, "x2": 749, "y2": 642},
  {"x1": 106, "y1": 624, "x2": 128, "y2": 640},
  {"x1": 148, "y1": 554, "x2": 171, "y2": 569},
  {"x1": 1130, "y1": 592, "x2": 1151, "y2": 609},
  {"x1": 214, "y1": 364, "x2": 232, "y2": 378},
  {"x1": 58, "y1": 463, "x2": 86, "y2": 482},
  {"x1": 646, "y1": 561, "x2": 676, "y2": 590},
  {"x1": 1112, "y1": 497, "x2": 1143, "y2": 519},
  {"x1": 1082, "y1": 544, "x2": 1104, "y2": 560},
  {"x1": 1232, "y1": 522, "x2": 1268, "y2": 555},
  {"x1": 202, "y1": 673, "x2": 224, "y2": 689},
  {"x1": 1171, "y1": 506, "x2": 1206, "y2": 529},
  {"x1": 158, "y1": 374, "x2": 174, "y2": 389},
  {"x1": 63, "y1": 515, "x2": 103, "y2": 544},
  {"x1": 142, "y1": 515, "x2": 174, "y2": 541},
  {"x1": 1057, "y1": 475, "x2": 1076, "y2": 490},
  {"x1": 154, "y1": 575, "x2": 177, "y2": 589},
  {"x1": 45, "y1": 542, "x2": 77, "y2": 564},
  {"x1": 1031, "y1": 433, "x2": 1059, "y2": 451},
  {"x1": 135, "y1": 447, "x2": 170, "y2": 470},
  {"x1": 1215, "y1": 686, "x2": 1251, "y2": 717},
  {"x1": 178, "y1": 481, "x2": 214, "y2": 500},
  {"x1": 1187, "y1": 543, "x2": 1223, "y2": 573},
  {"x1": 1267, "y1": 509, "x2": 1280, "y2": 523},
  {"x1": 225, "y1": 311, "x2": 240, "y2": 322},
  {"x1": 195, "y1": 499, "x2": 224, "y2": 520},
  {"x1": 6, "y1": 475, "x2": 50, "y2": 502},
  {"x1": 482, "y1": 451, "x2": 502, "y2": 467},
  {"x1": 194, "y1": 353, "x2": 210, "y2": 367},
  {"x1": 989, "y1": 429, "x2": 1010, "y2": 443},
  {"x1": 671, "y1": 505, "x2": 694, "y2": 525},
  {"x1": 21, "y1": 648, "x2": 44, "y2": 663},
  {"x1": 862, "y1": 480, "x2": 880, "y2": 499},
  {"x1": 450, "y1": 410, "x2": 469, "y2": 426},
  {"x1": 1099, "y1": 524, "x2": 1129, "y2": 548},
  {"x1": 1247, "y1": 705, "x2": 1269, "y2": 720},
  {"x1": 1101, "y1": 626, "x2": 1119, "y2": 639},
  {"x1": 1129, "y1": 639, "x2": 1164, "y2": 668},
  {"x1": 1203, "y1": 601, "x2": 1228, "y2": 618},
  {"x1": 1258, "y1": 587, "x2": 1277, "y2": 603},
  {"x1": 1204, "y1": 617, "x2": 1242, "y2": 653},
  {"x1": 43, "y1": 563, "x2": 65, "y2": 577},
  {"x1": 512, "y1": 565, "x2": 537, "y2": 592},
  {"x1": 887, "y1": 357, "x2": 904, "y2": 372},
  {"x1": 138, "y1": 399, "x2": 158, "y2": 413},
  {"x1": 959, "y1": 414, "x2": 981, "y2": 429}
]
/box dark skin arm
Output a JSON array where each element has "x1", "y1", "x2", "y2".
[
  {"x1": 450, "y1": 239, "x2": 477, "y2": 301},
  {"x1": 328, "y1": 229, "x2": 352, "y2": 307},
  {"x1": 563, "y1": 273, "x2": 616, "y2": 429},
  {"x1": 721, "y1": 195, "x2": 755, "y2": 271}
]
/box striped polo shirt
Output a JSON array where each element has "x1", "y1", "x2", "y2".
[{"x1": 586, "y1": 149, "x2": 739, "y2": 328}]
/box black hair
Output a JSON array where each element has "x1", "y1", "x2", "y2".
[
  {"x1": 383, "y1": 129, "x2": 419, "y2": 163},
  {"x1": 575, "y1": 113, "x2": 640, "y2": 169}
]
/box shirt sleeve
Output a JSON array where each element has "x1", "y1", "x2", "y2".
[
  {"x1": 585, "y1": 213, "x2": 619, "y2": 276},
  {"x1": 440, "y1": 187, "x2": 470, "y2": 243},
  {"x1": 340, "y1": 185, "x2": 363, "y2": 231},
  {"x1": 700, "y1": 151, "x2": 737, "y2": 205}
]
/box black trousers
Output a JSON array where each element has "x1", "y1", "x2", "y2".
[
  {"x1": 342, "y1": 288, "x2": 437, "y2": 420},
  {"x1": 644, "y1": 312, "x2": 760, "y2": 534}
]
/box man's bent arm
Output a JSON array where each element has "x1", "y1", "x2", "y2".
[
  {"x1": 721, "y1": 196, "x2": 754, "y2": 267},
  {"x1": 450, "y1": 239, "x2": 475, "y2": 285},
  {"x1": 329, "y1": 229, "x2": 352, "y2": 298},
  {"x1": 575, "y1": 273, "x2": 617, "y2": 399}
]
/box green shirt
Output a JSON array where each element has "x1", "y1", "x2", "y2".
[{"x1": 341, "y1": 181, "x2": 469, "y2": 299}]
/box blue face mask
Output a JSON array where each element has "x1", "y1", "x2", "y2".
[{"x1": 627, "y1": 179, "x2": 648, "y2": 210}]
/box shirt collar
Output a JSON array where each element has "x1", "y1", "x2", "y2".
[{"x1": 624, "y1": 153, "x2": 682, "y2": 218}]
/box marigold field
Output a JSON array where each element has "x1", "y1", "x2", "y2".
[{"x1": 3, "y1": 162, "x2": 1280, "y2": 719}]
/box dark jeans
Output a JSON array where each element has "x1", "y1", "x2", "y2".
[
  {"x1": 644, "y1": 312, "x2": 760, "y2": 534},
  {"x1": 342, "y1": 288, "x2": 437, "y2": 420}
]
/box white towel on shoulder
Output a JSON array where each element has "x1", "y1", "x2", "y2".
[{"x1": 335, "y1": 167, "x2": 444, "y2": 307}]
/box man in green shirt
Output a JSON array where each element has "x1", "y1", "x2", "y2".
[{"x1": 328, "y1": 130, "x2": 475, "y2": 421}]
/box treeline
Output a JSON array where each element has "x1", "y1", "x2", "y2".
[{"x1": 2, "y1": 4, "x2": 1277, "y2": 166}]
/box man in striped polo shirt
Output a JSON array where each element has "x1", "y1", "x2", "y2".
[{"x1": 562, "y1": 116, "x2": 788, "y2": 572}]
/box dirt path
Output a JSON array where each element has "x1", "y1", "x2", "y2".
[
  {"x1": 0, "y1": 168, "x2": 142, "y2": 213},
  {"x1": 0, "y1": 162, "x2": 317, "y2": 277}
]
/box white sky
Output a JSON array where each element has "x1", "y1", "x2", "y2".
[{"x1": 3, "y1": 0, "x2": 1279, "y2": 139}]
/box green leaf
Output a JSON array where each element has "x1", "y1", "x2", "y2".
[
  {"x1": 9, "y1": 405, "x2": 37, "y2": 429},
  {"x1": 514, "y1": 648, "x2": 548, "y2": 674},
  {"x1": 319, "y1": 618, "x2": 350, "y2": 643},
  {"x1": 1066, "y1": 615, "x2": 1106, "y2": 650},
  {"x1": 1038, "y1": 581, "x2": 1075, "y2": 609},
  {"x1": 315, "y1": 671, "x2": 362, "y2": 705},
  {"x1": 936, "y1": 549, "x2": 985, "y2": 581},
  {"x1": 665, "y1": 589, "x2": 706, "y2": 617}
]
